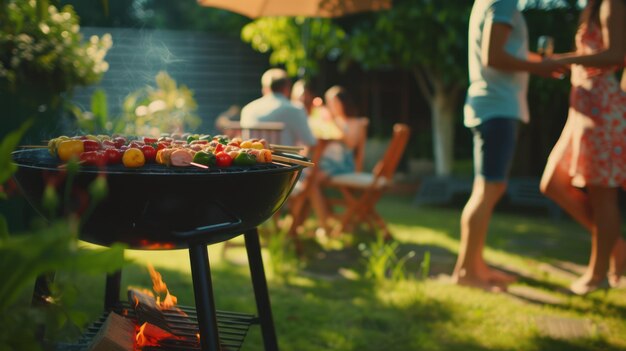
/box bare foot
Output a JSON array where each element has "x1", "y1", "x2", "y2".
[
  {"x1": 487, "y1": 268, "x2": 517, "y2": 285},
  {"x1": 476, "y1": 262, "x2": 517, "y2": 285},
  {"x1": 570, "y1": 275, "x2": 610, "y2": 296},
  {"x1": 452, "y1": 269, "x2": 508, "y2": 293},
  {"x1": 609, "y1": 238, "x2": 626, "y2": 288}
]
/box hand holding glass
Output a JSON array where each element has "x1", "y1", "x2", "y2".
[
  {"x1": 538, "y1": 35, "x2": 564, "y2": 79},
  {"x1": 537, "y1": 35, "x2": 554, "y2": 57}
]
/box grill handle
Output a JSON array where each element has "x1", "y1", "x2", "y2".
[{"x1": 172, "y1": 219, "x2": 243, "y2": 240}]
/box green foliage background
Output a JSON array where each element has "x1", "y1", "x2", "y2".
[{"x1": 0, "y1": 2, "x2": 127, "y2": 349}]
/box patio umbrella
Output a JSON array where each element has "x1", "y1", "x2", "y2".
[{"x1": 196, "y1": 0, "x2": 392, "y2": 18}]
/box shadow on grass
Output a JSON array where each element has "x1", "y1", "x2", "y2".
[
  {"x1": 379, "y1": 194, "x2": 592, "y2": 266},
  {"x1": 530, "y1": 336, "x2": 620, "y2": 351}
]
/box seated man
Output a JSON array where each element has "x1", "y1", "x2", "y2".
[{"x1": 241, "y1": 68, "x2": 316, "y2": 148}]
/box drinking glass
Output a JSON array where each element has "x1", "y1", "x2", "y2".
[{"x1": 537, "y1": 35, "x2": 554, "y2": 57}]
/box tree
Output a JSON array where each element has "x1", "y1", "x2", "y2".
[
  {"x1": 345, "y1": 0, "x2": 472, "y2": 176},
  {"x1": 230, "y1": 1, "x2": 583, "y2": 176},
  {"x1": 241, "y1": 17, "x2": 346, "y2": 79},
  {"x1": 240, "y1": 1, "x2": 471, "y2": 175}
]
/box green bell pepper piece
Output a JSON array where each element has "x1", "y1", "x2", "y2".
[
  {"x1": 192, "y1": 151, "x2": 216, "y2": 166},
  {"x1": 233, "y1": 151, "x2": 257, "y2": 166}
]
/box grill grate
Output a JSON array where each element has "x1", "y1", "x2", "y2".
[{"x1": 55, "y1": 303, "x2": 256, "y2": 351}]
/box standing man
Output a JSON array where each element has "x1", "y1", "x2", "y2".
[
  {"x1": 241, "y1": 68, "x2": 316, "y2": 148},
  {"x1": 452, "y1": 0, "x2": 565, "y2": 291}
]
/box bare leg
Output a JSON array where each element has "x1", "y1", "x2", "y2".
[
  {"x1": 540, "y1": 147, "x2": 593, "y2": 230},
  {"x1": 541, "y1": 151, "x2": 626, "y2": 286},
  {"x1": 570, "y1": 186, "x2": 621, "y2": 294},
  {"x1": 452, "y1": 177, "x2": 509, "y2": 290}
]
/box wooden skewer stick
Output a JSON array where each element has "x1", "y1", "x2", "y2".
[
  {"x1": 271, "y1": 161, "x2": 291, "y2": 167},
  {"x1": 271, "y1": 155, "x2": 314, "y2": 167},
  {"x1": 18, "y1": 145, "x2": 47, "y2": 148},
  {"x1": 270, "y1": 144, "x2": 304, "y2": 152},
  {"x1": 57, "y1": 160, "x2": 86, "y2": 169},
  {"x1": 189, "y1": 162, "x2": 209, "y2": 169}
]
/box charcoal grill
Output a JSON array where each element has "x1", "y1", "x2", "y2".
[{"x1": 12, "y1": 148, "x2": 305, "y2": 351}]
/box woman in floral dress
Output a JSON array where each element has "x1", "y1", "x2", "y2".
[{"x1": 540, "y1": 0, "x2": 626, "y2": 295}]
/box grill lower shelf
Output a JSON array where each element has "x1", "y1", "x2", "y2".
[{"x1": 55, "y1": 303, "x2": 257, "y2": 351}]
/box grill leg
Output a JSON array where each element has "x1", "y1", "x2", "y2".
[
  {"x1": 244, "y1": 228, "x2": 279, "y2": 351},
  {"x1": 189, "y1": 243, "x2": 221, "y2": 351},
  {"x1": 104, "y1": 270, "x2": 122, "y2": 311},
  {"x1": 32, "y1": 272, "x2": 55, "y2": 343}
]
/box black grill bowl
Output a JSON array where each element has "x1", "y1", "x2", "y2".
[{"x1": 12, "y1": 149, "x2": 302, "y2": 249}]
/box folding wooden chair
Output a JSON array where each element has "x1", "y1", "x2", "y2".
[
  {"x1": 322, "y1": 123, "x2": 410, "y2": 239},
  {"x1": 283, "y1": 139, "x2": 329, "y2": 254},
  {"x1": 221, "y1": 120, "x2": 243, "y2": 139},
  {"x1": 221, "y1": 121, "x2": 284, "y2": 145},
  {"x1": 241, "y1": 121, "x2": 284, "y2": 145}
]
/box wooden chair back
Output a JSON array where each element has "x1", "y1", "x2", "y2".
[
  {"x1": 372, "y1": 123, "x2": 411, "y2": 183},
  {"x1": 241, "y1": 121, "x2": 284, "y2": 144},
  {"x1": 222, "y1": 121, "x2": 285, "y2": 145},
  {"x1": 320, "y1": 123, "x2": 410, "y2": 238},
  {"x1": 352, "y1": 117, "x2": 369, "y2": 172}
]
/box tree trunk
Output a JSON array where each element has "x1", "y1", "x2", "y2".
[
  {"x1": 431, "y1": 88, "x2": 456, "y2": 176},
  {"x1": 412, "y1": 67, "x2": 465, "y2": 176}
]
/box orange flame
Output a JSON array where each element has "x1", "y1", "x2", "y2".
[
  {"x1": 135, "y1": 322, "x2": 177, "y2": 349},
  {"x1": 162, "y1": 291, "x2": 178, "y2": 309},
  {"x1": 135, "y1": 323, "x2": 149, "y2": 348},
  {"x1": 147, "y1": 264, "x2": 178, "y2": 310},
  {"x1": 148, "y1": 264, "x2": 168, "y2": 294}
]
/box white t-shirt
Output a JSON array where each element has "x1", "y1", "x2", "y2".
[
  {"x1": 240, "y1": 93, "x2": 316, "y2": 146},
  {"x1": 464, "y1": 0, "x2": 530, "y2": 128}
]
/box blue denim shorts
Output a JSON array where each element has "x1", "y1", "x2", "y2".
[{"x1": 471, "y1": 118, "x2": 519, "y2": 182}]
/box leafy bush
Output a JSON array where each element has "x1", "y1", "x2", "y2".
[
  {"x1": 0, "y1": 0, "x2": 111, "y2": 98},
  {"x1": 0, "y1": 122, "x2": 128, "y2": 350},
  {"x1": 0, "y1": 3, "x2": 125, "y2": 348},
  {"x1": 118, "y1": 71, "x2": 201, "y2": 136}
]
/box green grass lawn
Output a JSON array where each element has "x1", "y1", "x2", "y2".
[{"x1": 60, "y1": 194, "x2": 626, "y2": 351}]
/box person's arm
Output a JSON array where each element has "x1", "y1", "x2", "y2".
[
  {"x1": 621, "y1": 68, "x2": 626, "y2": 92},
  {"x1": 554, "y1": 0, "x2": 625, "y2": 67},
  {"x1": 482, "y1": 22, "x2": 565, "y2": 77}
]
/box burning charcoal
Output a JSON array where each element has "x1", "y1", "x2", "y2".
[
  {"x1": 128, "y1": 288, "x2": 173, "y2": 334},
  {"x1": 88, "y1": 312, "x2": 134, "y2": 351},
  {"x1": 136, "y1": 322, "x2": 181, "y2": 348}
]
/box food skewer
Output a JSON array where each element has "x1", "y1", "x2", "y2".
[
  {"x1": 271, "y1": 155, "x2": 314, "y2": 167},
  {"x1": 40, "y1": 134, "x2": 315, "y2": 169}
]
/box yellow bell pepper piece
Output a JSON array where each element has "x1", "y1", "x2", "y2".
[{"x1": 57, "y1": 139, "x2": 84, "y2": 162}]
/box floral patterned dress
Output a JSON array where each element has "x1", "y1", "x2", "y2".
[{"x1": 558, "y1": 22, "x2": 626, "y2": 188}]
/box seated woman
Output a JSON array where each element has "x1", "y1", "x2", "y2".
[
  {"x1": 291, "y1": 79, "x2": 317, "y2": 116},
  {"x1": 302, "y1": 86, "x2": 368, "y2": 233},
  {"x1": 318, "y1": 85, "x2": 366, "y2": 178}
]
